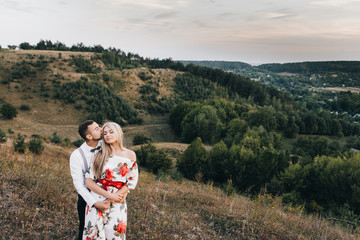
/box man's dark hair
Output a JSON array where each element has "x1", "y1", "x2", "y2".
[{"x1": 78, "y1": 120, "x2": 94, "y2": 140}]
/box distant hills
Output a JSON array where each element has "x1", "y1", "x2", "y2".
[{"x1": 180, "y1": 60, "x2": 360, "y2": 74}]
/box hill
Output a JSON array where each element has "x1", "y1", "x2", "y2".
[
  {"x1": 0, "y1": 49, "x2": 179, "y2": 144},
  {"x1": 1, "y1": 47, "x2": 360, "y2": 238},
  {"x1": 179, "y1": 60, "x2": 360, "y2": 116}
]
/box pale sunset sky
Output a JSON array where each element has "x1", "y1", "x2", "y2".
[{"x1": 1, "y1": 0, "x2": 360, "y2": 64}]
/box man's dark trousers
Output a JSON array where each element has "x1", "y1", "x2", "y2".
[{"x1": 77, "y1": 194, "x2": 86, "y2": 240}]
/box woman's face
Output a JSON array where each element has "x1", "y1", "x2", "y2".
[{"x1": 103, "y1": 126, "x2": 117, "y2": 144}]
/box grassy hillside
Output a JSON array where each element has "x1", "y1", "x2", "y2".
[
  {"x1": 0, "y1": 49, "x2": 178, "y2": 144},
  {"x1": 1, "y1": 141, "x2": 359, "y2": 239},
  {"x1": 1, "y1": 48, "x2": 360, "y2": 239}
]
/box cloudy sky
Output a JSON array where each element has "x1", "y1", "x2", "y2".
[{"x1": 1, "y1": 0, "x2": 360, "y2": 64}]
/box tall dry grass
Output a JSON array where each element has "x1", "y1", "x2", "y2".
[{"x1": 0, "y1": 142, "x2": 359, "y2": 240}]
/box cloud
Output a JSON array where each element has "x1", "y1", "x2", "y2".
[
  {"x1": 100, "y1": 0, "x2": 189, "y2": 10},
  {"x1": 312, "y1": 0, "x2": 360, "y2": 7},
  {"x1": 265, "y1": 11, "x2": 296, "y2": 20},
  {"x1": 0, "y1": 0, "x2": 33, "y2": 12},
  {"x1": 154, "y1": 11, "x2": 178, "y2": 19}
]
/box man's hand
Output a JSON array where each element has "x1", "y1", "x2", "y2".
[{"x1": 94, "y1": 200, "x2": 110, "y2": 212}]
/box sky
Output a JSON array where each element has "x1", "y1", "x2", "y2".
[{"x1": 1, "y1": 0, "x2": 360, "y2": 64}]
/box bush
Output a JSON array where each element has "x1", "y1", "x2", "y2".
[
  {"x1": 28, "y1": 137, "x2": 44, "y2": 154},
  {"x1": 74, "y1": 103, "x2": 82, "y2": 110},
  {"x1": 0, "y1": 128, "x2": 7, "y2": 143},
  {"x1": 170, "y1": 170, "x2": 184, "y2": 181},
  {"x1": 14, "y1": 133, "x2": 26, "y2": 153},
  {"x1": 0, "y1": 103, "x2": 18, "y2": 119},
  {"x1": 8, "y1": 128, "x2": 14, "y2": 134},
  {"x1": 155, "y1": 170, "x2": 169, "y2": 182},
  {"x1": 132, "y1": 134, "x2": 153, "y2": 145},
  {"x1": 135, "y1": 143, "x2": 156, "y2": 167},
  {"x1": 19, "y1": 104, "x2": 31, "y2": 111},
  {"x1": 135, "y1": 143, "x2": 173, "y2": 174},
  {"x1": 50, "y1": 132, "x2": 62, "y2": 144},
  {"x1": 63, "y1": 138, "x2": 71, "y2": 148},
  {"x1": 147, "y1": 148, "x2": 173, "y2": 174},
  {"x1": 138, "y1": 72, "x2": 152, "y2": 81},
  {"x1": 73, "y1": 138, "x2": 85, "y2": 147}
]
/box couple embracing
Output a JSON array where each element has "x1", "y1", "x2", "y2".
[{"x1": 70, "y1": 120, "x2": 139, "y2": 240}]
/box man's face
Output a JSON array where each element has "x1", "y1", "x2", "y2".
[{"x1": 86, "y1": 122, "x2": 102, "y2": 141}]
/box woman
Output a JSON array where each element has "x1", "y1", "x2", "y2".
[{"x1": 83, "y1": 122, "x2": 139, "y2": 240}]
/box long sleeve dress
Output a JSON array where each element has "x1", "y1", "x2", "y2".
[{"x1": 82, "y1": 155, "x2": 139, "y2": 240}]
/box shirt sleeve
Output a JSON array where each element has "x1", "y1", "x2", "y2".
[
  {"x1": 126, "y1": 160, "x2": 139, "y2": 190},
  {"x1": 85, "y1": 160, "x2": 96, "y2": 180},
  {"x1": 69, "y1": 150, "x2": 97, "y2": 207}
]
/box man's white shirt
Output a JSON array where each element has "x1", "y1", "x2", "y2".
[{"x1": 69, "y1": 141, "x2": 101, "y2": 207}]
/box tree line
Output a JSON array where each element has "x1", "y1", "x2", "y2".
[{"x1": 258, "y1": 61, "x2": 360, "y2": 74}]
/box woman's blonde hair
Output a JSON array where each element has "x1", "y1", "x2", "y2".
[{"x1": 92, "y1": 122, "x2": 124, "y2": 179}]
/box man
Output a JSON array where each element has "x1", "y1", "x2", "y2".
[{"x1": 70, "y1": 120, "x2": 110, "y2": 240}]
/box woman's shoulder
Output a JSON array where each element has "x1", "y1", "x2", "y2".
[
  {"x1": 111, "y1": 148, "x2": 136, "y2": 162},
  {"x1": 123, "y1": 148, "x2": 136, "y2": 161}
]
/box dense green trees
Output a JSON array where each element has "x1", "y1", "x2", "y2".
[
  {"x1": 269, "y1": 153, "x2": 360, "y2": 219},
  {"x1": 19, "y1": 40, "x2": 106, "y2": 52},
  {"x1": 53, "y1": 78, "x2": 142, "y2": 124},
  {"x1": 170, "y1": 98, "x2": 358, "y2": 151},
  {"x1": 184, "y1": 63, "x2": 292, "y2": 106},
  {"x1": 19, "y1": 42, "x2": 33, "y2": 50},
  {"x1": 258, "y1": 61, "x2": 360, "y2": 74},
  {"x1": 173, "y1": 73, "x2": 228, "y2": 102},
  {"x1": 70, "y1": 55, "x2": 101, "y2": 73},
  {"x1": 177, "y1": 130, "x2": 288, "y2": 193},
  {"x1": 177, "y1": 137, "x2": 208, "y2": 179},
  {"x1": 16, "y1": 40, "x2": 145, "y2": 71},
  {"x1": 206, "y1": 141, "x2": 229, "y2": 182},
  {"x1": 181, "y1": 105, "x2": 223, "y2": 144}
]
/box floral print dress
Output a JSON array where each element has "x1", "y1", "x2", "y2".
[{"x1": 83, "y1": 155, "x2": 138, "y2": 240}]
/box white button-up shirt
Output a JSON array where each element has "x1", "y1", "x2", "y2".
[{"x1": 69, "y1": 141, "x2": 100, "y2": 207}]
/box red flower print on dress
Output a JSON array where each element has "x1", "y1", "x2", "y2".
[
  {"x1": 98, "y1": 210, "x2": 103, "y2": 218},
  {"x1": 86, "y1": 237, "x2": 92, "y2": 240},
  {"x1": 132, "y1": 161, "x2": 136, "y2": 168},
  {"x1": 120, "y1": 164, "x2": 129, "y2": 177},
  {"x1": 86, "y1": 205, "x2": 90, "y2": 215},
  {"x1": 105, "y1": 168, "x2": 114, "y2": 180},
  {"x1": 116, "y1": 221, "x2": 127, "y2": 234}
]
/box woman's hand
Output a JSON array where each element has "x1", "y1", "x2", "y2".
[
  {"x1": 114, "y1": 185, "x2": 130, "y2": 203},
  {"x1": 108, "y1": 192, "x2": 123, "y2": 203},
  {"x1": 120, "y1": 191, "x2": 128, "y2": 203}
]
